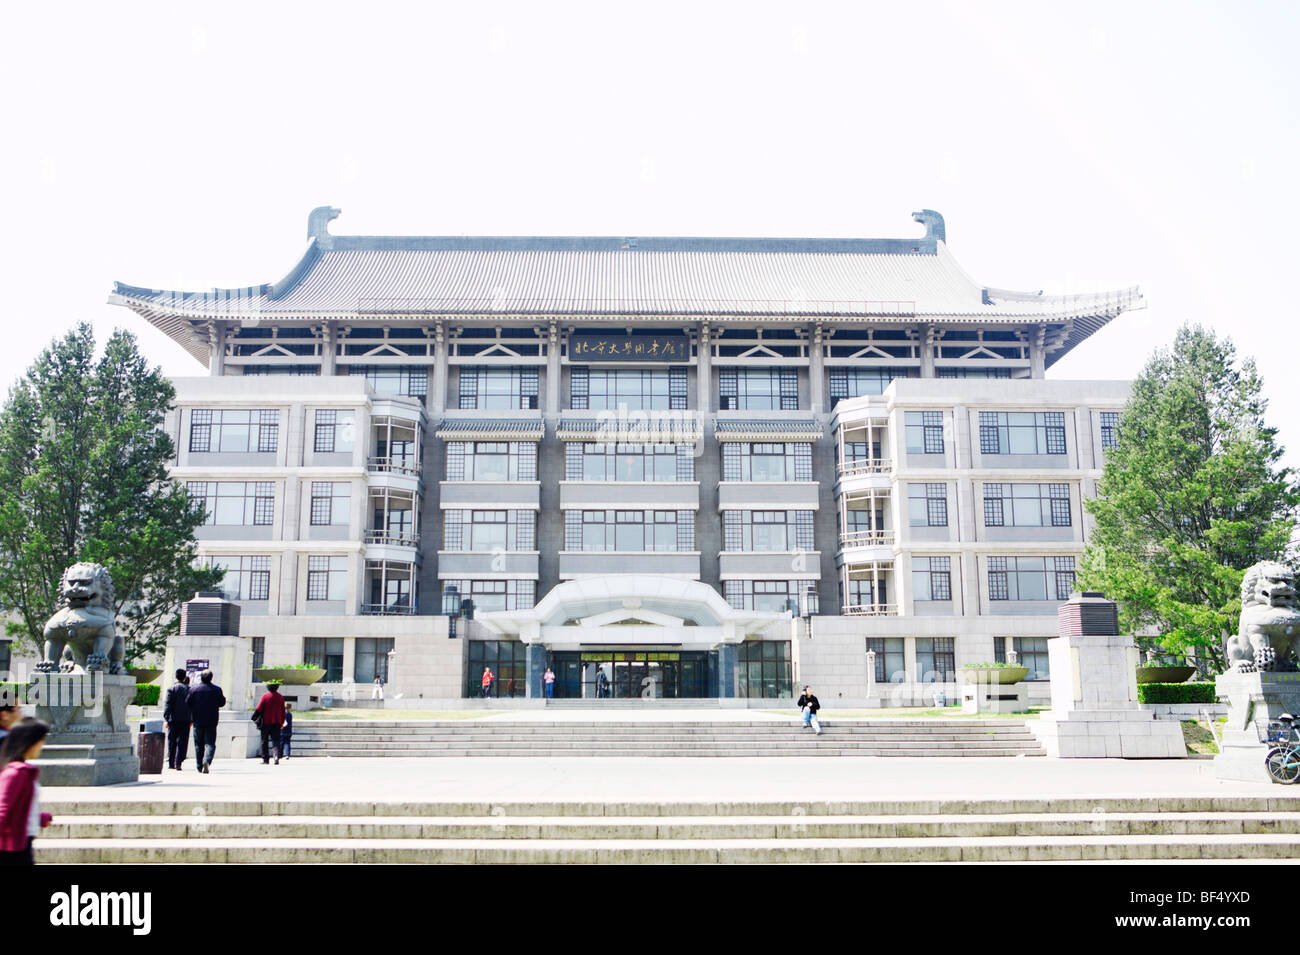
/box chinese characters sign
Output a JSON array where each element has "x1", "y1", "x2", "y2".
[{"x1": 569, "y1": 334, "x2": 689, "y2": 362}]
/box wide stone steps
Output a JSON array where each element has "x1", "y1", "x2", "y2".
[
  {"x1": 291, "y1": 720, "x2": 1046, "y2": 757},
  {"x1": 36, "y1": 798, "x2": 1300, "y2": 863}
]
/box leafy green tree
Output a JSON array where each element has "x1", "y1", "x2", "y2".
[
  {"x1": 1078, "y1": 324, "x2": 1299, "y2": 674},
  {"x1": 0, "y1": 324, "x2": 222, "y2": 665}
]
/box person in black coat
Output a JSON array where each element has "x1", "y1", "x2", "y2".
[
  {"x1": 796, "y1": 685, "x2": 822, "y2": 736},
  {"x1": 185, "y1": 670, "x2": 226, "y2": 773},
  {"x1": 162, "y1": 669, "x2": 192, "y2": 771}
]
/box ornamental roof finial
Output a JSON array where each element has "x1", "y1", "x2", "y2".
[
  {"x1": 308, "y1": 206, "x2": 341, "y2": 243},
  {"x1": 911, "y1": 209, "x2": 946, "y2": 243}
]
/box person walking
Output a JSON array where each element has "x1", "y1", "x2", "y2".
[
  {"x1": 185, "y1": 669, "x2": 226, "y2": 773},
  {"x1": 280, "y1": 703, "x2": 293, "y2": 760},
  {"x1": 162, "y1": 668, "x2": 192, "y2": 771},
  {"x1": 543, "y1": 666, "x2": 555, "y2": 699},
  {"x1": 0, "y1": 719, "x2": 52, "y2": 865},
  {"x1": 796, "y1": 685, "x2": 822, "y2": 736},
  {"x1": 372, "y1": 675, "x2": 385, "y2": 701},
  {"x1": 253, "y1": 681, "x2": 286, "y2": 765},
  {"x1": 480, "y1": 666, "x2": 494, "y2": 699}
]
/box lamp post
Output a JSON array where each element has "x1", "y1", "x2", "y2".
[
  {"x1": 802, "y1": 585, "x2": 820, "y2": 620},
  {"x1": 442, "y1": 585, "x2": 460, "y2": 638}
]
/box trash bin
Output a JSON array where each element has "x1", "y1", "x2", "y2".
[
  {"x1": 321, "y1": 691, "x2": 334, "y2": 709},
  {"x1": 137, "y1": 719, "x2": 165, "y2": 774}
]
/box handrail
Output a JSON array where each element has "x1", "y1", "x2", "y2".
[
  {"x1": 838, "y1": 458, "x2": 892, "y2": 476},
  {"x1": 365, "y1": 532, "x2": 420, "y2": 547},
  {"x1": 842, "y1": 603, "x2": 898, "y2": 617},
  {"x1": 361, "y1": 602, "x2": 416, "y2": 616},
  {"x1": 367, "y1": 456, "x2": 421, "y2": 476},
  {"x1": 839, "y1": 530, "x2": 895, "y2": 547}
]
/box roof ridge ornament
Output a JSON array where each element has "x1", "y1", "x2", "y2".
[
  {"x1": 911, "y1": 209, "x2": 946, "y2": 244},
  {"x1": 307, "y1": 206, "x2": 341, "y2": 246}
]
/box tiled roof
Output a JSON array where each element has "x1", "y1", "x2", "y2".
[
  {"x1": 108, "y1": 208, "x2": 1142, "y2": 366},
  {"x1": 714, "y1": 418, "x2": 824, "y2": 440},
  {"x1": 556, "y1": 416, "x2": 703, "y2": 438},
  {"x1": 434, "y1": 418, "x2": 544, "y2": 439}
]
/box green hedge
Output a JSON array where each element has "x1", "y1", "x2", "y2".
[
  {"x1": 132, "y1": 683, "x2": 161, "y2": 706},
  {"x1": 1137, "y1": 682, "x2": 1216, "y2": 704}
]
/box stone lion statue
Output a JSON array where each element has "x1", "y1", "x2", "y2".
[
  {"x1": 36, "y1": 562, "x2": 125, "y2": 675},
  {"x1": 1226, "y1": 561, "x2": 1300, "y2": 672}
]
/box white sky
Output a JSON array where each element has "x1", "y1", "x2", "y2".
[{"x1": 2, "y1": 1, "x2": 1296, "y2": 460}]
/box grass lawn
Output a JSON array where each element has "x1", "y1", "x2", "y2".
[
  {"x1": 1182, "y1": 719, "x2": 1219, "y2": 755},
  {"x1": 763, "y1": 705, "x2": 1048, "y2": 720}
]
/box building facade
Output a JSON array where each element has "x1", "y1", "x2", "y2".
[{"x1": 111, "y1": 208, "x2": 1141, "y2": 704}]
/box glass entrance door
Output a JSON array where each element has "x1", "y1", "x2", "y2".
[{"x1": 551, "y1": 651, "x2": 713, "y2": 698}]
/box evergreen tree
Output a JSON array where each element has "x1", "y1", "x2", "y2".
[
  {"x1": 0, "y1": 324, "x2": 222, "y2": 665},
  {"x1": 1078, "y1": 324, "x2": 1299, "y2": 673}
]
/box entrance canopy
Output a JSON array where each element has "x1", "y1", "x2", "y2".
[{"x1": 477, "y1": 575, "x2": 788, "y2": 647}]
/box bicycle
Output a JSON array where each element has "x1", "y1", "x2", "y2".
[{"x1": 1258, "y1": 714, "x2": 1300, "y2": 784}]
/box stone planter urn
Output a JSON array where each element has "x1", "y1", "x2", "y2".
[
  {"x1": 960, "y1": 665, "x2": 1029, "y2": 685},
  {"x1": 127, "y1": 668, "x2": 163, "y2": 684},
  {"x1": 1135, "y1": 665, "x2": 1197, "y2": 684},
  {"x1": 253, "y1": 667, "x2": 326, "y2": 686}
]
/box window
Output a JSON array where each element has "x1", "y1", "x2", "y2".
[
  {"x1": 313, "y1": 410, "x2": 356, "y2": 453},
  {"x1": 466, "y1": 640, "x2": 527, "y2": 698},
  {"x1": 306, "y1": 556, "x2": 348, "y2": 601},
  {"x1": 445, "y1": 442, "x2": 538, "y2": 482},
  {"x1": 570, "y1": 367, "x2": 687, "y2": 411},
  {"x1": 243, "y1": 364, "x2": 318, "y2": 376},
  {"x1": 563, "y1": 510, "x2": 694, "y2": 551},
  {"x1": 309, "y1": 482, "x2": 351, "y2": 526},
  {"x1": 443, "y1": 510, "x2": 536, "y2": 551},
  {"x1": 937, "y1": 367, "x2": 1012, "y2": 379},
  {"x1": 723, "y1": 580, "x2": 807, "y2": 613},
  {"x1": 915, "y1": 638, "x2": 956, "y2": 682},
  {"x1": 719, "y1": 367, "x2": 798, "y2": 410},
  {"x1": 866, "y1": 638, "x2": 905, "y2": 683},
  {"x1": 189, "y1": 409, "x2": 279, "y2": 454},
  {"x1": 737, "y1": 641, "x2": 793, "y2": 698},
  {"x1": 908, "y1": 483, "x2": 948, "y2": 526},
  {"x1": 459, "y1": 367, "x2": 539, "y2": 410},
  {"x1": 978, "y1": 411, "x2": 1067, "y2": 455},
  {"x1": 904, "y1": 412, "x2": 944, "y2": 454},
  {"x1": 983, "y1": 484, "x2": 1071, "y2": 527},
  {"x1": 912, "y1": 557, "x2": 952, "y2": 601},
  {"x1": 441, "y1": 579, "x2": 536, "y2": 612},
  {"x1": 996, "y1": 637, "x2": 1050, "y2": 680},
  {"x1": 722, "y1": 511, "x2": 815, "y2": 551},
  {"x1": 302, "y1": 637, "x2": 344, "y2": 683},
  {"x1": 187, "y1": 482, "x2": 275, "y2": 526},
  {"x1": 720, "y1": 443, "x2": 813, "y2": 482},
  {"x1": 829, "y1": 367, "x2": 917, "y2": 402},
  {"x1": 565, "y1": 443, "x2": 693, "y2": 482},
  {"x1": 250, "y1": 637, "x2": 264, "y2": 670},
  {"x1": 349, "y1": 365, "x2": 428, "y2": 397},
  {"x1": 845, "y1": 508, "x2": 885, "y2": 534},
  {"x1": 1100, "y1": 411, "x2": 1120, "y2": 450},
  {"x1": 209, "y1": 555, "x2": 272, "y2": 601},
  {"x1": 988, "y1": 556, "x2": 1076, "y2": 601},
  {"x1": 847, "y1": 578, "x2": 887, "y2": 608},
  {"x1": 369, "y1": 572, "x2": 412, "y2": 612},
  {"x1": 354, "y1": 638, "x2": 394, "y2": 684}
]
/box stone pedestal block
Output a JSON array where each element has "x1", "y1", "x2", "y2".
[
  {"x1": 961, "y1": 681, "x2": 1029, "y2": 714},
  {"x1": 28, "y1": 673, "x2": 140, "y2": 785},
  {"x1": 1214, "y1": 671, "x2": 1300, "y2": 782}
]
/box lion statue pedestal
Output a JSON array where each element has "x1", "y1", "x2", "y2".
[
  {"x1": 1214, "y1": 561, "x2": 1300, "y2": 782},
  {"x1": 28, "y1": 563, "x2": 139, "y2": 785}
]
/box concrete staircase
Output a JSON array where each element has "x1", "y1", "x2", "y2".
[
  {"x1": 291, "y1": 719, "x2": 1047, "y2": 757},
  {"x1": 38, "y1": 796, "x2": 1300, "y2": 863}
]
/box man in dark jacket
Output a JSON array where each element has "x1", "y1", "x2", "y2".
[
  {"x1": 796, "y1": 685, "x2": 822, "y2": 736},
  {"x1": 253, "y1": 682, "x2": 286, "y2": 765},
  {"x1": 185, "y1": 670, "x2": 226, "y2": 773},
  {"x1": 162, "y1": 669, "x2": 192, "y2": 770}
]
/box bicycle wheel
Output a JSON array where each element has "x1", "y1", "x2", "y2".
[{"x1": 1266, "y1": 747, "x2": 1300, "y2": 784}]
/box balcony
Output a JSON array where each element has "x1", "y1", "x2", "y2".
[
  {"x1": 842, "y1": 603, "x2": 899, "y2": 616},
  {"x1": 838, "y1": 458, "x2": 892, "y2": 477},
  {"x1": 361, "y1": 600, "x2": 417, "y2": 616},
  {"x1": 367, "y1": 456, "x2": 421, "y2": 478},
  {"x1": 365, "y1": 531, "x2": 419, "y2": 548},
  {"x1": 839, "y1": 530, "x2": 895, "y2": 548}
]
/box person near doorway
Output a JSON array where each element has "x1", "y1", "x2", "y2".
[
  {"x1": 796, "y1": 685, "x2": 822, "y2": 736},
  {"x1": 543, "y1": 666, "x2": 555, "y2": 699},
  {"x1": 480, "y1": 667, "x2": 494, "y2": 699},
  {"x1": 372, "y1": 675, "x2": 385, "y2": 701}
]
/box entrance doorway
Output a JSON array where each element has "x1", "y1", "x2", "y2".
[{"x1": 552, "y1": 650, "x2": 712, "y2": 699}]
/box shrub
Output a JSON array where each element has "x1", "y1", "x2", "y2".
[
  {"x1": 132, "y1": 683, "x2": 161, "y2": 706},
  {"x1": 1137, "y1": 682, "x2": 1216, "y2": 705}
]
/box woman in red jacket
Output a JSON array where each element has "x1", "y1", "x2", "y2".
[{"x1": 0, "y1": 718, "x2": 52, "y2": 865}]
